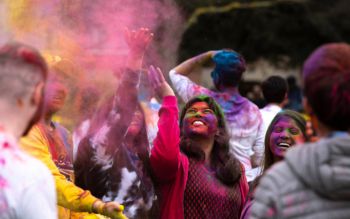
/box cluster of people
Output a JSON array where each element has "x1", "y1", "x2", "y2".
[{"x1": 0, "y1": 27, "x2": 350, "y2": 219}]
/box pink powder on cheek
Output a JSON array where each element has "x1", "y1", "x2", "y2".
[
  {"x1": 182, "y1": 118, "x2": 193, "y2": 136},
  {"x1": 202, "y1": 114, "x2": 218, "y2": 135}
]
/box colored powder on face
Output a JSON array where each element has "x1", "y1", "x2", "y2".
[
  {"x1": 183, "y1": 101, "x2": 218, "y2": 137},
  {"x1": 190, "y1": 95, "x2": 225, "y2": 119}
]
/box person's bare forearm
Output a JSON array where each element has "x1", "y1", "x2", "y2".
[
  {"x1": 124, "y1": 27, "x2": 153, "y2": 71},
  {"x1": 173, "y1": 51, "x2": 215, "y2": 75}
]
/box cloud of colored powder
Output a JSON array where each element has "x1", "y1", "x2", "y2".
[{"x1": 0, "y1": 0, "x2": 183, "y2": 128}]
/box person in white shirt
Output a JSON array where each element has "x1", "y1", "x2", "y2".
[
  {"x1": 260, "y1": 75, "x2": 288, "y2": 143},
  {"x1": 169, "y1": 50, "x2": 264, "y2": 182},
  {"x1": 0, "y1": 42, "x2": 57, "y2": 219}
]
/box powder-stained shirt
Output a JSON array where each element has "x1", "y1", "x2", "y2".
[
  {"x1": 0, "y1": 128, "x2": 57, "y2": 219},
  {"x1": 184, "y1": 159, "x2": 243, "y2": 219},
  {"x1": 170, "y1": 70, "x2": 264, "y2": 182}
]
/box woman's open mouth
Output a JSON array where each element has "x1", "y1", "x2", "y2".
[
  {"x1": 277, "y1": 142, "x2": 291, "y2": 148},
  {"x1": 192, "y1": 120, "x2": 205, "y2": 127}
]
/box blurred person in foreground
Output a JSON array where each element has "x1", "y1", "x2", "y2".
[
  {"x1": 250, "y1": 43, "x2": 350, "y2": 218},
  {"x1": 20, "y1": 61, "x2": 126, "y2": 219},
  {"x1": 0, "y1": 42, "x2": 57, "y2": 218},
  {"x1": 170, "y1": 50, "x2": 264, "y2": 182}
]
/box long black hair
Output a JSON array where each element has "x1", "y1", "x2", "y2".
[{"x1": 179, "y1": 95, "x2": 242, "y2": 186}]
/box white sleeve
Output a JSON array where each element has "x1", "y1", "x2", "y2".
[
  {"x1": 18, "y1": 161, "x2": 57, "y2": 219},
  {"x1": 169, "y1": 69, "x2": 212, "y2": 102},
  {"x1": 252, "y1": 113, "x2": 265, "y2": 166}
]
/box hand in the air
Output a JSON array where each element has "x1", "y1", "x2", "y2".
[
  {"x1": 124, "y1": 27, "x2": 153, "y2": 57},
  {"x1": 148, "y1": 65, "x2": 175, "y2": 99}
]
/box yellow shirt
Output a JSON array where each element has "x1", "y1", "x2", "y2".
[{"x1": 20, "y1": 125, "x2": 103, "y2": 219}]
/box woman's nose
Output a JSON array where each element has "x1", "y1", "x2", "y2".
[
  {"x1": 195, "y1": 112, "x2": 202, "y2": 118},
  {"x1": 279, "y1": 129, "x2": 290, "y2": 139}
]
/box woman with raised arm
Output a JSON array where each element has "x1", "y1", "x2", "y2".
[
  {"x1": 148, "y1": 66, "x2": 248, "y2": 219},
  {"x1": 74, "y1": 28, "x2": 156, "y2": 219}
]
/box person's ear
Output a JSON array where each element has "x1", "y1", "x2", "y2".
[{"x1": 31, "y1": 81, "x2": 45, "y2": 106}]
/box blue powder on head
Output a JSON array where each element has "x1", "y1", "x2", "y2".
[{"x1": 211, "y1": 50, "x2": 246, "y2": 87}]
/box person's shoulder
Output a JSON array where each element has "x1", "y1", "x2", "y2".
[
  {"x1": 2, "y1": 148, "x2": 52, "y2": 189},
  {"x1": 243, "y1": 98, "x2": 262, "y2": 121},
  {"x1": 242, "y1": 97, "x2": 261, "y2": 112},
  {"x1": 21, "y1": 124, "x2": 45, "y2": 142},
  {"x1": 54, "y1": 122, "x2": 71, "y2": 135},
  {"x1": 25, "y1": 124, "x2": 42, "y2": 136},
  {"x1": 18, "y1": 151, "x2": 52, "y2": 178},
  {"x1": 259, "y1": 107, "x2": 269, "y2": 117},
  {"x1": 260, "y1": 161, "x2": 295, "y2": 188}
]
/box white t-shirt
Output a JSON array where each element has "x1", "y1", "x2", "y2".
[
  {"x1": 0, "y1": 130, "x2": 57, "y2": 219},
  {"x1": 260, "y1": 104, "x2": 282, "y2": 141}
]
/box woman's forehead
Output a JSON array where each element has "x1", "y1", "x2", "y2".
[
  {"x1": 189, "y1": 101, "x2": 210, "y2": 109},
  {"x1": 274, "y1": 116, "x2": 298, "y2": 127}
]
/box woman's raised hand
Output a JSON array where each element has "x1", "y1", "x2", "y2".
[
  {"x1": 124, "y1": 27, "x2": 153, "y2": 57},
  {"x1": 148, "y1": 65, "x2": 175, "y2": 99}
]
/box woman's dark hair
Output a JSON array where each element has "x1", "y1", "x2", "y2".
[
  {"x1": 179, "y1": 95, "x2": 242, "y2": 186},
  {"x1": 262, "y1": 110, "x2": 308, "y2": 173}
]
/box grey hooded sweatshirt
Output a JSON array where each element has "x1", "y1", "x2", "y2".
[{"x1": 250, "y1": 135, "x2": 350, "y2": 219}]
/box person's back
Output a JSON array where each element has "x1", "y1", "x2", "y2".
[
  {"x1": 250, "y1": 43, "x2": 350, "y2": 219},
  {"x1": 0, "y1": 42, "x2": 57, "y2": 219},
  {"x1": 208, "y1": 90, "x2": 262, "y2": 182},
  {"x1": 170, "y1": 50, "x2": 264, "y2": 182},
  {"x1": 259, "y1": 75, "x2": 288, "y2": 141}
]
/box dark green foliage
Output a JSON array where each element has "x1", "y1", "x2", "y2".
[{"x1": 177, "y1": 0, "x2": 350, "y2": 67}]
